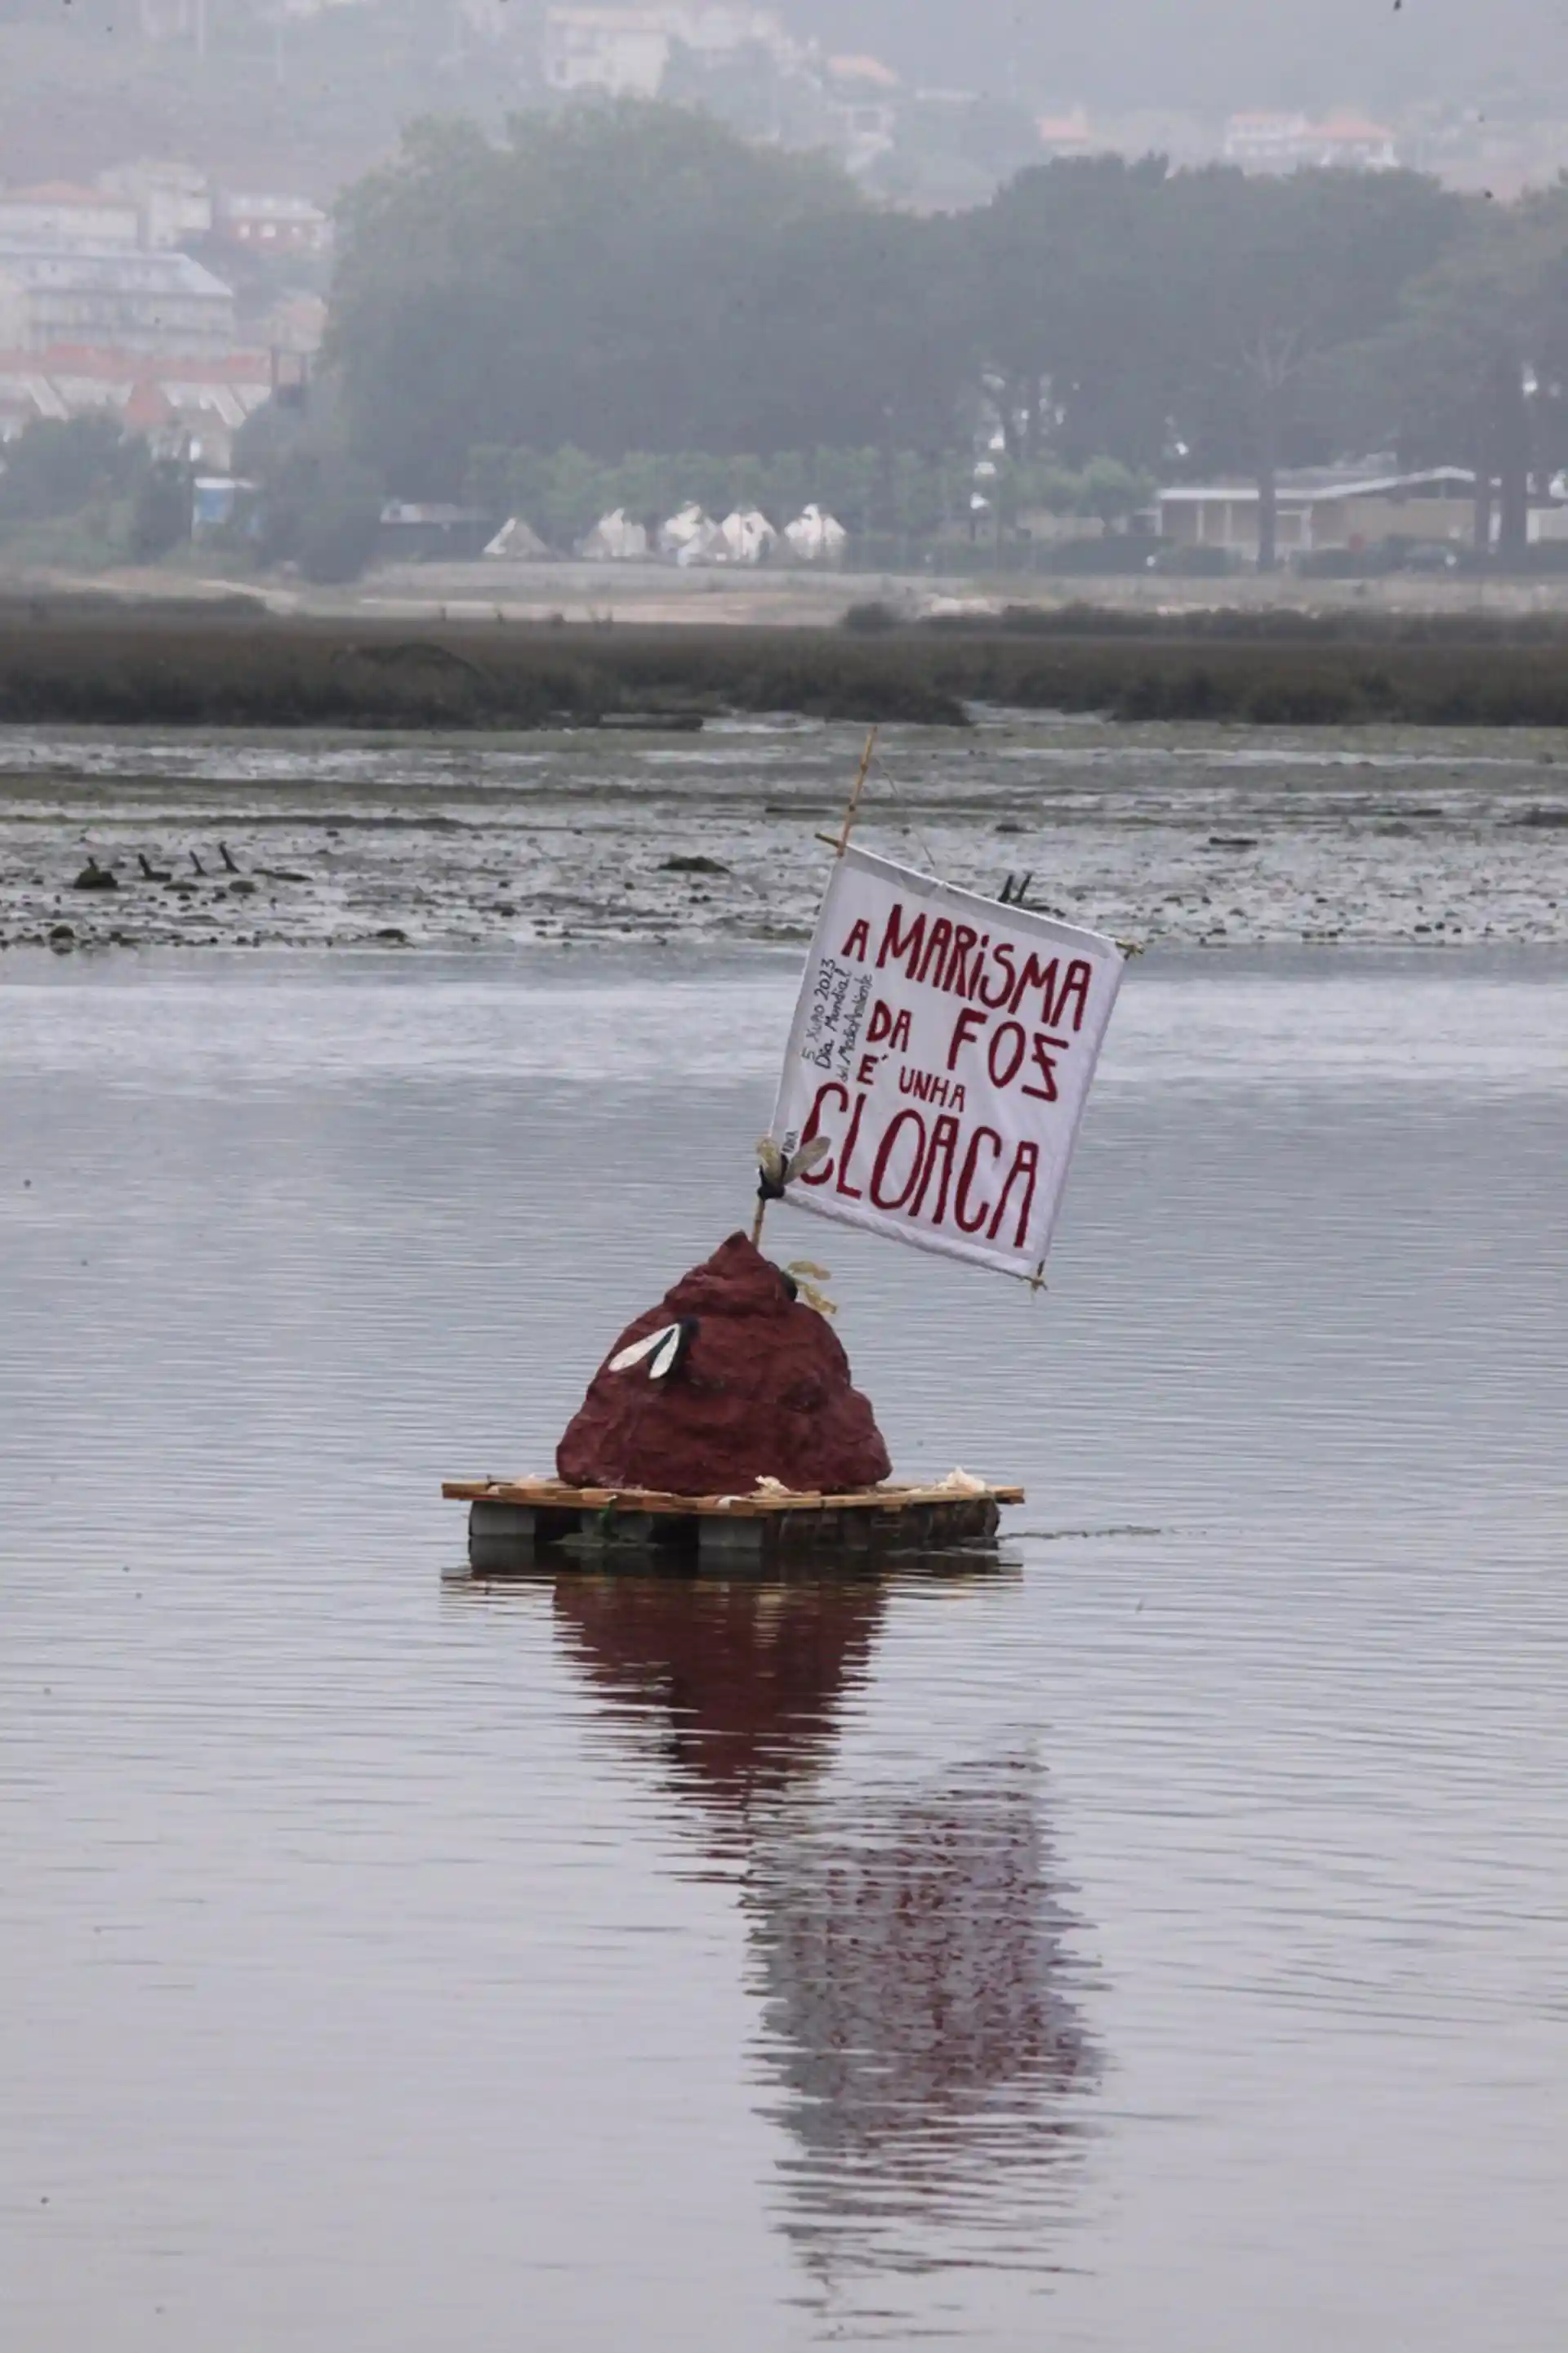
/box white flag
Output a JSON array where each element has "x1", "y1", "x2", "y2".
[{"x1": 769, "y1": 846, "x2": 1124, "y2": 1281}]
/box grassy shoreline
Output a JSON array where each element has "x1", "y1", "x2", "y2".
[{"x1": 7, "y1": 605, "x2": 1568, "y2": 729}]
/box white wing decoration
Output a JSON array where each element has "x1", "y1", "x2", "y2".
[
  {"x1": 608, "y1": 1320, "x2": 695, "y2": 1379},
  {"x1": 609, "y1": 1323, "x2": 679, "y2": 1373}
]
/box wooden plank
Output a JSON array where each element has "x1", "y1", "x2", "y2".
[
  {"x1": 443, "y1": 1477, "x2": 1024, "y2": 1515},
  {"x1": 443, "y1": 1479, "x2": 1021, "y2": 1513},
  {"x1": 464, "y1": 1484, "x2": 1008, "y2": 1573}
]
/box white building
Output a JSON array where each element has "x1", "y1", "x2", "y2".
[
  {"x1": 1157, "y1": 466, "x2": 1476, "y2": 559},
  {"x1": 139, "y1": 0, "x2": 371, "y2": 29},
  {"x1": 541, "y1": 5, "x2": 793, "y2": 98},
  {"x1": 96, "y1": 161, "x2": 214, "y2": 250},
  {"x1": 214, "y1": 193, "x2": 332, "y2": 256},
  {"x1": 0, "y1": 184, "x2": 140, "y2": 250},
  {"x1": 0, "y1": 247, "x2": 235, "y2": 357},
  {"x1": 1223, "y1": 110, "x2": 1398, "y2": 174},
  {"x1": 822, "y1": 53, "x2": 900, "y2": 171},
  {"x1": 1035, "y1": 105, "x2": 1094, "y2": 159}
]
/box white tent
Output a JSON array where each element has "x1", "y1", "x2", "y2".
[
  {"x1": 782, "y1": 504, "x2": 849, "y2": 563},
  {"x1": 578, "y1": 507, "x2": 650, "y2": 561},
  {"x1": 659, "y1": 501, "x2": 715, "y2": 557},
  {"x1": 715, "y1": 507, "x2": 778, "y2": 565},
  {"x1": 483, "y1": 515, "x2": 549, "y2": 559}
]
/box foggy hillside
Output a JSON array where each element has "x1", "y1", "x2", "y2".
[
  {"x1": 785, "y1": 0, "x2": 1568, "y2": 114},
  {"x1": 2, "y1": 0, "x2": 1566, "y2": 201}
]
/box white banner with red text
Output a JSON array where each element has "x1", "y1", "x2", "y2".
[{"x1": 769, "y1": 846, "x2": 1124, "y2": 1281}]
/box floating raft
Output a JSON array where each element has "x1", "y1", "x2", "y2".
[{"x1": 444, "y1": 1476, "x2": 1024, "y2": 1572}]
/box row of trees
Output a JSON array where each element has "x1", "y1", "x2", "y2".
[
  {"x1": 0, "y1": 413, "x2": 194, "y2": 560},
  {"x1": 461, "y1": 443, "x2": 1153, "y2": 548},
  {"x1": 324, "y1": 105, "x2": 1568, "y2": 568},
  {"x1": 0, "y1": 408, "x2": 381, "y2": 583}
]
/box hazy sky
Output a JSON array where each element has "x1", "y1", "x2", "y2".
[{"x1": 786, "y1": 0, "x2": 1568, "y2": 115}]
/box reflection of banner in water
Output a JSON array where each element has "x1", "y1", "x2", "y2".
[
  {"x1": 746, "y1": 1751, "x2": 1094, "y2": 2281},
  {"x1": 551, "y1": 1575, "x2": 885, "y2": 1804}
]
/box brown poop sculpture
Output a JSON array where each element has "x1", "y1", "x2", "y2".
[{"x1": 557, "y1": 1232, "x2": 891, "y2": 1495}]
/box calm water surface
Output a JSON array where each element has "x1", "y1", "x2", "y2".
[{"x1": 2, "y1": 947, "x2": 1566, "y2": 2351}]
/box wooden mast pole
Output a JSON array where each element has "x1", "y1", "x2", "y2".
[
  {"x1": 835, "y1": 725, "x2": 878, "y2": 858},
  {"x1": 754, "y1": 728, "x2": 880, "y2": 1246}
]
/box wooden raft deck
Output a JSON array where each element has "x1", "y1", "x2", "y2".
[{"x1": 444, "y1": 1476, "x2": 1025, "y2": 1571}]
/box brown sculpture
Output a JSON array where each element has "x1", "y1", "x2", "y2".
[{"x1": 556, "y1": 1231, "x2": 891, "y2": 1496}]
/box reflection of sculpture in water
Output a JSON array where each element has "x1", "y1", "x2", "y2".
[
  {"x1": 551, "y1": 1571, "x2": 885, "y2": 1807},
  {"x1": 548, "y1": 1571, "x2": 1097, "y2": 2288}
]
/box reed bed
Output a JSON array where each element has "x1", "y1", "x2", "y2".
[{"x1": 2, "y1": 607, "x2": 1568, "y2": 729}]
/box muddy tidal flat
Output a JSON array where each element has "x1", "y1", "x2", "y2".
[{"x1": 4, "y1": 714, "x2": 1568, "y2": 955}]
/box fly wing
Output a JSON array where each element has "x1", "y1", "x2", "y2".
[
  {"x1": 785, "y1": 1134, "x2": 831, "y2": 1185},
  {"x1": 649, "y1": 1324, "x2": 685, "y2": 1379},
  {"x1": 609, "y1": 1323, "x2": 677, "y2": 1373}
]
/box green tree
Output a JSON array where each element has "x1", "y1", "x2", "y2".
[
  {"x1": 0, "y1": 412, "x2": 141, "y2": 528},
  {"x1": 606, "y1": 450, "x2": 680, "y2": 533},
  {"x1": 463, "y1": 443, "x2": 514, "y2": 518},
  {"x1": 296, "y1": 464, "x2": 382, "y2": 582},
  {"x1": 658, "y1": 37, "x2": 802, "y2": 146},
  {"x1": 729, "y1": 207, "x2": 978, "y2": 462},
  {"x1": 810, "y1": 447, "x2": 881, "y2": 539},
  {"x1": 236, "y1": 369, "x2": 385, "y2": 578},
  {"x1": 973, "y1": 155, "x2": 1463, "y2": 566},
  {"x1": 329, "y1": 105, "x2": 862, "y2": 495},
  {"x1": 760, "y1": 449, "x2": 811, "y2": 526},
  {"x1": 330, "y1": 110, "x2": 1490, "y2": 560},
  {"x1": 958, "y1": 96, "x2": 1046, "y2": 182},
  {"x1": 1076, "y1": 456, "x2": 1155, "y2": 531},
  {"x1": 538, "y1": 447, "x2": 612, "y2": 547},
  {"x1": 503, "y1": 448, "x2": 554, "y2": 534},
  {"x1": 723, "y1": 454, "x2": 769, "y2": 515},
  {"x1": 889, "y1": 450, "x2": 944, "y2": 541},
  {"x1": 970, "y1": 155, "x2": 1176, "y2": 469},
  {"x1": 1321, "y1": 185, "x2": 1568, "y2": 559},
  {"x1": 1162, "y1": 166, "x2": 1463, "y2": 568},
  {"x1": 127, "y1": 460, "x2": 192, "y2": 559}
]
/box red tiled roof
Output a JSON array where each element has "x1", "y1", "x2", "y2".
[
  {"x1": 6, "y1": 181, "x2": 127, "y2": 207},
  {"x1": 122, "y1": 379, "x2": 176, "y2": 430},
  {"x1": 1316, "y1": 114, "x2": 1395, "y2": 142},
  {"x1": 826, "y1": 52, "x2": 899, "y2": 86},
  {"x1": 0, "y1": 343, "x2": 273, "y2": 381}
]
